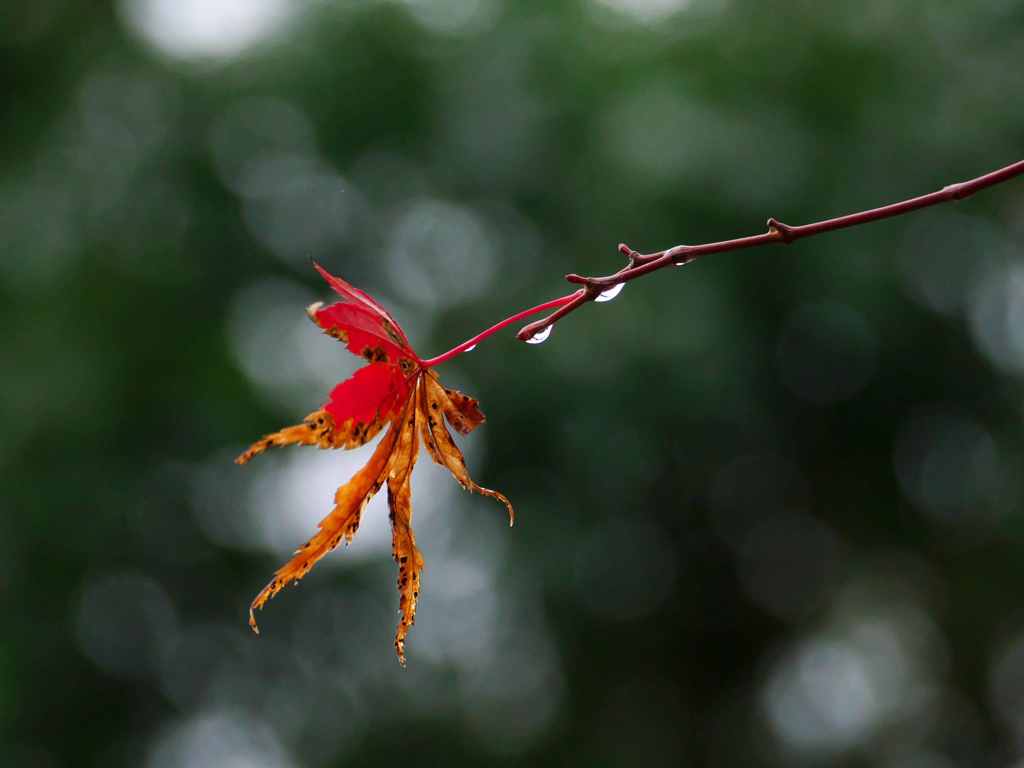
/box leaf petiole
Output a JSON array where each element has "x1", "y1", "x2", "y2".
[{"x1": 419, "y1": 292, "x2": 580, "y2": 368}]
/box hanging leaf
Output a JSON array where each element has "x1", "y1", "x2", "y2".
[{"x1": 236, "y1": 263, "x2": 512, "y2": 666}]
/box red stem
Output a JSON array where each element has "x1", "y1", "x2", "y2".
[
  {"x1": 425, "y1": 158, "x2": 1024, "y2": 357},
  {"x1": 420, "y1": 293, "x2": 578, "y2": 368}
]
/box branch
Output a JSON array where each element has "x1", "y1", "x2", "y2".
[{"x1": 515, "y1": 159, "x2": 1024, "y2": 342}]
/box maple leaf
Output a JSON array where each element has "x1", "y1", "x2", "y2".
[{"x1": 236, "y1": 263, "x2": 513, "y2": 665}]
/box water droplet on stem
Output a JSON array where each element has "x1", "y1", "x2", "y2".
[
  {"x1": 595, "y1": 283, "x2": 625, "y2": 303},
  {"x1": 526, "y1": 326, "x2": 553, "y2": 345},
  {"x1": 465, "y1": 344, "x2": 477, "y2": 352}
]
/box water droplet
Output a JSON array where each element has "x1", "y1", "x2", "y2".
[
  {"x1": 595, "y1": 283, "x2": 625, "y2": 303},
  {"x1": 465, "y1": 344, "x2": 477, "y2": 352},
  {"x1": 526, "y1": 326, "x2": 553, "y2": 345}
]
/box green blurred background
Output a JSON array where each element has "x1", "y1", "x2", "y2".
[{"x1": 3, "y1": 1, "x2": 1024, "y2": 766}]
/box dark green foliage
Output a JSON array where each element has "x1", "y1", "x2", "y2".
[{"x1": 2, "y1": 2, "x2": 1023, "y2": 766}]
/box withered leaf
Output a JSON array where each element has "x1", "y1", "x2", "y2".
[{"x1": 236, "y1": 264, "x2": 513, "y2": 665}]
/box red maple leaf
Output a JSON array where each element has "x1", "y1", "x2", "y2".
[{"x1": 236, "y1": 263, "x2": 512, "y2": 665}]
